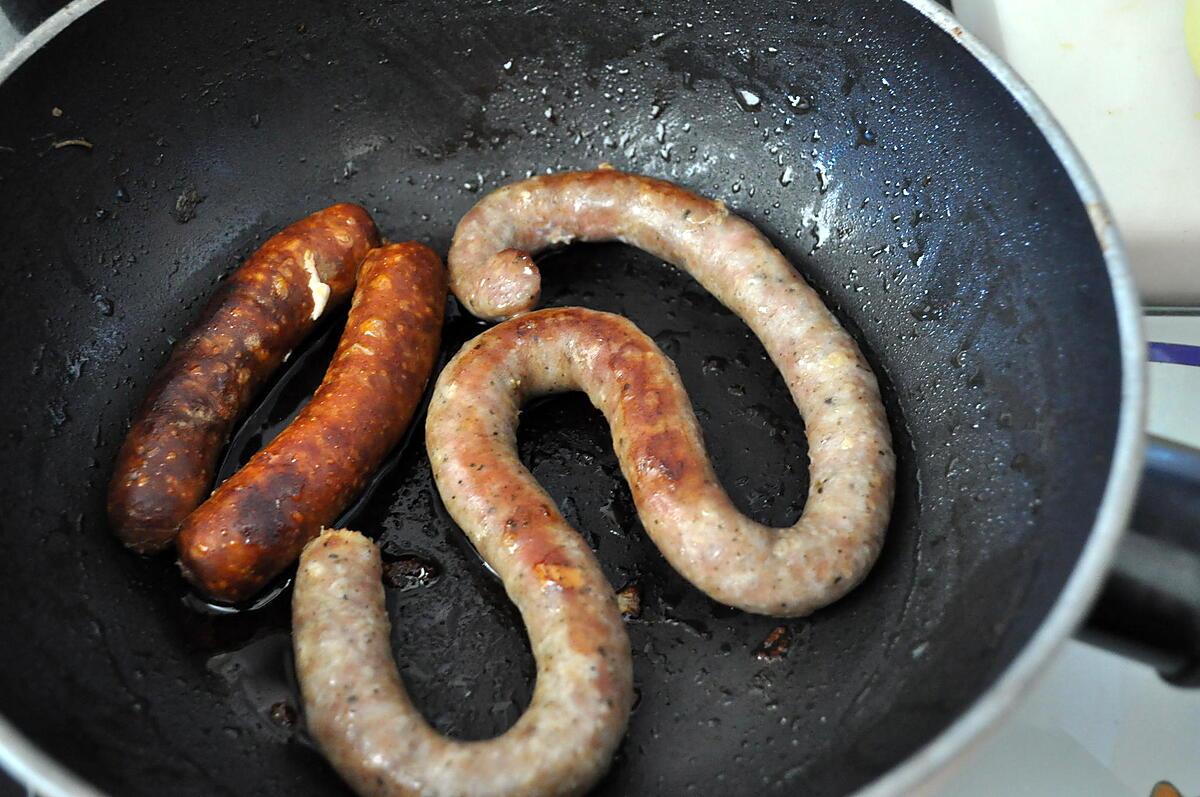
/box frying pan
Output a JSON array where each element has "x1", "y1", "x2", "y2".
[{"x1": 0, "y1": 0, "x2": 1195, "y2": 794}]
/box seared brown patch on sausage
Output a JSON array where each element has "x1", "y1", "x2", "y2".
[
  {"x1": 428, "y1": 306, "x2": 890, "y2": 616},
  {"x1": 294, "y1": 528, "x2": 632, "y2": 797},
  {"x1": 177, "y1": 243, "x2": 446, "y2": 603},
  {"x1": 107, "y1": 204, "x2": 379, "y2": 553}
]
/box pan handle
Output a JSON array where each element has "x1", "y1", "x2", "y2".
[{"x1": 1080, "y1": 436, "x2": 1200, "y2": 687}]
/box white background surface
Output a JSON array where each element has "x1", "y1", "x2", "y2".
[{"x1": 954, "y1": 0, "x2": 1200, "y2": 305}]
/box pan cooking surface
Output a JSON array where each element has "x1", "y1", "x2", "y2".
[{"x1": 0, "y1": 0, "x2": 1122, "y2": 794}]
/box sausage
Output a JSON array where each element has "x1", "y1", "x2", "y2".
[
  {"x1": 293, "y1": 529, "x2": 632, "y2": 797},
  {"x1": 445, "y1": 169, "x2": 894, "y2": 615},
  {"x1": 108, "y1": 204, "x2": 380, "y2": 553},
  {"x1": 427, "y1": 307, "x2": 890, "y2": 616},
  {"x1": 177, "y1": 243, "x2": 446, "y2": 603}
]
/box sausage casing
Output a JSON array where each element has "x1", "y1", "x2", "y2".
[
  {"x1": 108, "y1": 204, "x2": 379, "y2": 552},
  {"x1": 446, "y1": 170, "x2": 894, "y2": 615},
  {"x1": 428, "y1": 306, "x2": 890, "y2": 617},
  {"x1": 178, "y1": 243, "x2": 446, "y2": 603},
  {"x1": 294, "y1": 529, "x2": 631, "y2": 797}
]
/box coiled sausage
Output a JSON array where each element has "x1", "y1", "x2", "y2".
[
  {"x1": 445, "y1": 169, "x2": 894, "y2": 615},
  {"x1": 428, "y1": 306, "x2": 889, "y2": 616}
]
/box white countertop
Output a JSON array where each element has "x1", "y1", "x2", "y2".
[{"x1": 954, "y1": 0, "x2": 1200, "y2": 305}]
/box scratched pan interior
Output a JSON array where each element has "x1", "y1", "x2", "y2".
[{"x1": 0, "y1": 0, "x2": 1122, "y2": 795}]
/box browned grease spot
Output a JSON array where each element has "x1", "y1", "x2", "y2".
[
  {"x1": 755, "y1": 626, "x2": 791, "y2": 661},
  {"x1": 382, "y1": 554, "x2": 440, "y2": 591},
  {"x1": 617, "y1": 583, "x2": 641, "y2": 618}
]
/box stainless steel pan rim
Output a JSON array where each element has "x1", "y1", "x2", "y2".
[
  {"x1": 0, "y1": 1, "x2": 1147, "y2": 794},
  {"x1": 857, "y1": 1, "x2": 1145, "y2": 794}
]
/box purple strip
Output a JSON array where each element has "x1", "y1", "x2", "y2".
[{"x1": 1148, "y1": 342, "x2": 1200, "y2": 367}]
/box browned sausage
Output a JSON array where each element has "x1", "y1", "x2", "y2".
[
  {"x1": 107, "y1": 204, "x2": 379, "y2": 553},
  {"x1": 427, "y1": 307, "x2": 891, "y2": 616},
  {"x1": 293, "y1": 529, "x2": 631, "y2": 797},
  {"x1": 178, "y1": 243, "x2": 446, "y2": 603},
  {"x1": 447, "y1": 165, "x2": 896, "y2": 616}
]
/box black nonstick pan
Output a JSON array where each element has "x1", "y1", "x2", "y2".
[{"x1": 0, "y1": 0, "x2": 1195, "y2": 795}]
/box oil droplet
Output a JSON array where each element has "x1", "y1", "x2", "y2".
[
  {"x1": 93, "y1": 294, "x2": 114, "y2": 316},
  {"x1": 701, "y1": 355, "x2": 728, "y2": 376},
  {"x1": 787, "y1": 94, "x2": 812, "y2": 113},
  {"x1": 270, "y1": 702, "x2": 297, "y2": 727},
  {"x1": 813, "y1": 161, "x2": 830, "y2": 193},
  {"x1": 909, "y1": 301, "x2": 937, "y2": 321},
  {"x1": 734, "y1": 88, "x2": 762, "y2": 111}
]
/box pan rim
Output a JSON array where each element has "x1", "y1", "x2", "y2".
[
  {"x1": 854, "y1": 1, "x2": 1146, "y2": 795},
  {"x1": 0, "y1": 1, "x2": 1146, "y2": 796}
]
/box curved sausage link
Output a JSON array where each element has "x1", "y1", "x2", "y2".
[
  {"x1": 294, "y1": 530, "x2": 632, "y2": 797},
  {"x1": 178, "y1": 243, "x2": 446, "y2": 603},
  {"x1": 447, "y1": 170, "x2": 894, "y2": 614},
  {"x1": 428, "y1": 307, "x2": 890, "y2": 616},
  {"x1": 108, "y1": 204, "x2": 379, "y2": 553}
]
